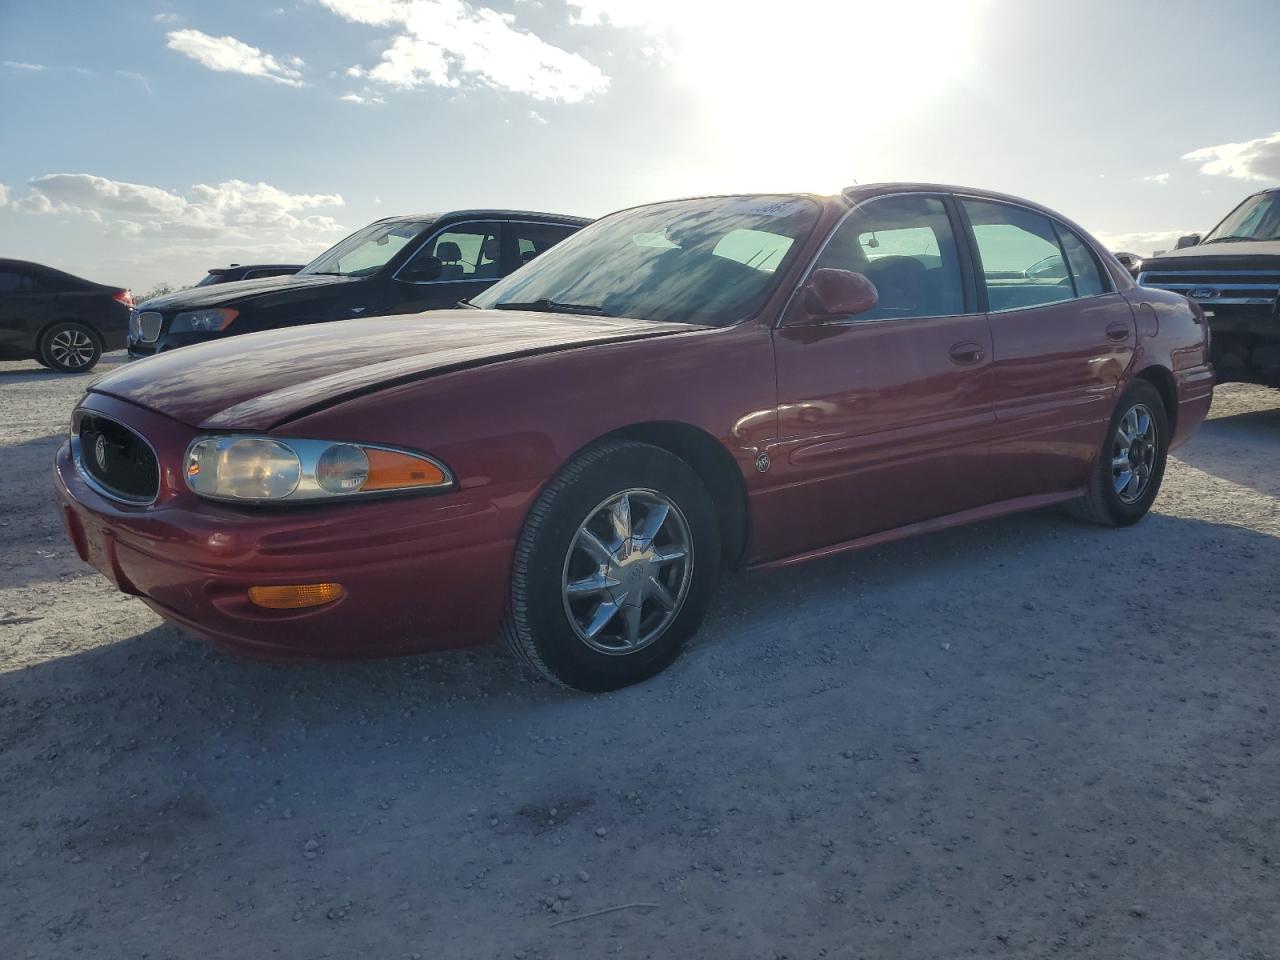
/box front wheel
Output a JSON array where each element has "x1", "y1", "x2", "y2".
[
  {"x1": 38, "y1": 322, "x2": 101, "y2": 373},
  {"x1": 1071, "y1": 379, "x2": 1169, "y2": 526},
  {"x1": 502, "y1": 440, "x2": 721, "y2": 692}
]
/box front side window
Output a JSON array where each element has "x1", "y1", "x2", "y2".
[
  {"x1": 511, "y1": 223, "x2": 577, "y2": 273},
  {"x1": 813, "y1": 194, "x2": 966, "y2": 321},
  {"x1": 471, "y1": 195, "x2": 822, "y2": 325},
  {"x1": 299, "y1": 219, "x2": 432, "y2": 278},
  {"x1": 962, "y1": 200, "x2": 1074, "y2": 312},
  {"x1": 0, "y1": 271, "x2": 22, "y2": 293},
  {"x1": 403, "y1": 223, "x2": 502, "y2": 281}
]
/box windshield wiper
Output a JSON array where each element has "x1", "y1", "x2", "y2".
[
  {"x1": 492, "y1": 298, "x2": 609, "y2": 316},
  {"x1": 1204, "y1": 235, "x2": 1256, "y2": 244}
]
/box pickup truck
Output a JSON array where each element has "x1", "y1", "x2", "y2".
[{"x1": 1138, "y1": 187, "x2": 1280, "y2": 386}]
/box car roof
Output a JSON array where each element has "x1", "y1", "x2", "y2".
[
  {"x1": 373, "y1": 210, "x2": 593, "y2": 227},
  {"x1": 0, "y1": 258, "x2": 99, "y2": 286}
]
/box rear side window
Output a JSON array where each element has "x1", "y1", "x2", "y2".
[
  {"x1": 962, "y1": 200, "x2": 1074, "y2": 312},
  {"x1": 814, "y1": 194, "x2": 967, "y2": 321},
  {"x1": 510, "y1": 223, "x2": 576, "y2": 273},
  {"x1": 1054, "y1": 225, "x2": 1107, "y2": 298},
  {"x1": 0, "y1": 272, "x2": 22, "y2": 293}
]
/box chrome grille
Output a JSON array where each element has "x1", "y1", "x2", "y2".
[
  {"x1": 138, "y1": 311, "x2": 163, "y2": 342},
  {"x1": 73, "y1": 413, "x2": 160, "y2": 504},
  {"x1": 1138, "y1": 268, "x2": 1280, "y2": 310}
]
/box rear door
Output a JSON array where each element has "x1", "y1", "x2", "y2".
[
  {"x1": 389, "y1": 221, "x2": 504, "y2": 313},
  {"x1": 958, "y1": 198, "x2": 1135, "y2": 499},
  {"x1": 764, "y1": 193, "x2": 999, "y2": 559}
]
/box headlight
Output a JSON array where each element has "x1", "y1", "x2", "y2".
[
  {"x1": 184, "y1": 436, "x2": 453, "y2": 503},
  {"x1": 170, "y1": 307, "x2": 238, "y2": 334}
]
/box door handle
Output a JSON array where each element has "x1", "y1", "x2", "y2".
[
  {"x1": 949, "y1": 341, "x2": 985, "y2": 365},
  {"x1": 1105, "y1": 322, "x2": 1130, "y2": 342}
]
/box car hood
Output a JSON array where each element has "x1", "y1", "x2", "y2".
[
  {"x1": 1142, "y1": 240, "x2": 1280, "y2": 273},
  {"x1": 90, "y1": 310, "x2": 696, "y2": 430},
  {"x1": 138, "y1": 272, "x2": 359, "y2": 310}
]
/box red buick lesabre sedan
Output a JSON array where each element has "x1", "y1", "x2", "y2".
[{"x1": 55, "y1": 185, "x2": 1214, "y2": 691}]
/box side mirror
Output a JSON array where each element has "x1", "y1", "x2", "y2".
[
  {"x1": 796, "y1": 268, "x2": 879, "y2": 321},
  {"x1": 399, "y1": 256, "x2": 443, "y2": 282},
  {"x1": 1175, "y1": 234, "x2": 1201, "y2": 249}
]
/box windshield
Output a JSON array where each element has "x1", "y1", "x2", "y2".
[
  {"x1": 1204, "y1": 192, "x2": 1280, "y2": 243},
  {"x1": 299, "y1": 219, "x2": 432, "y2": 277},
  {"x1": 470, "y1": 196, "x2": 822, "y2": 325}
]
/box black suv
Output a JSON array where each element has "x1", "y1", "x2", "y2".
[
  {"x1": 0, "y1": 259, "x2": 131, "y2": 372},
  {"x1": 128, "y1": 210, "x2": 590, "y2": 356},
  {"x1": 1138, "y1": 187, "x2": 1280, "y2": 386}
]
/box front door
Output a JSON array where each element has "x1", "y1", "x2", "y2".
[
  {"x1": 388, "y1": 221, "x2": 505, "y2": 314},
  {"x1": 760, "y1": 193, "x2": 999, "y2": 561},
  {"x1": 959, "y1": 198, "x2": 1135, "y2": 499}
]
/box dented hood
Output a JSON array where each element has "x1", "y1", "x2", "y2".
[{"x1": 90, "y1": 310, "x2": 691, "y2": 430}]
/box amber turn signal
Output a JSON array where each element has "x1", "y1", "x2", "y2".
[
  {"x1": 248, "y1": 583, "x2": 345, "y2": 609},
  {"x1": 362, "y1": 448, "x2": 449, "y2": 491}
]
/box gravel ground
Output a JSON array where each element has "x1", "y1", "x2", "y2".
[{"x1": 2, "y1": 354, "x2": 1278, "y2": 959}]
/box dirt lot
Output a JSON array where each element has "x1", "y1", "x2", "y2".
[{"x1": 2, "y1": 354, "x2": 1278, "y2": 959}]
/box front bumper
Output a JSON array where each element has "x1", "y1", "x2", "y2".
[{"x1": 52, "y1": 397, "x2": 517, "y2": 659}]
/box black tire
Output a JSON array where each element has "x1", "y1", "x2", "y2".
[
  {"x1": 38, "y1": 322, "x2": 102, "y2": 373},
  {"x1": 502, "y1": 440, "x2": 721, "y2": 692},
  {"x1": 1071, "y1": 379, "x2": 1169, "y2": 526}
]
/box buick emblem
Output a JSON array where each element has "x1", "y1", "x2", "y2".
[
  {"x1": 94, "y1": 434, "x2": 108, "y2": 470},
  {"x1": 1187, "y1": 287, "x2": 1217, "y2": 300}
]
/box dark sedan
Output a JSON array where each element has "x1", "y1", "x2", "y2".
[
  {"x1": 57, "y1": 185, "x2": 1212, "y2": 691},
  {"x1": 128, "y1": 210, "x2": 589, "y2": 356},
  {"x1": 0, "y1": 259, "x2": 132, "y2": 372}
]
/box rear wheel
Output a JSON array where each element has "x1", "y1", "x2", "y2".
[
  {"x1": 1071, "y1": 379, "x2": 1169, "y2": 526},
  {"x1": 38, "y1": 322, "x2": 101, "y2": 373},
  {"x1": 502, "y1": 441, "x2": 721, "y2": 692}
]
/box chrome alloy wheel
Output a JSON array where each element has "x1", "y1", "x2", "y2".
[
  {"x1": 561, "y1": 488, "x2": 694, "y2": 655},
  {"x1": 49, "y1": 328, "x2": 96, "y2": 369},
  {"x1": 1111, "y1": 402, "x2": 1158, "y2": 504}
]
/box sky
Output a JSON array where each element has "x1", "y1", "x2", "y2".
[{"x1": 2, "y1": 0, "x2": 1279, "y2": 294}]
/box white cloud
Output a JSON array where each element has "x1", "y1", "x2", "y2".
[
  {"x1": 1095, "y1": 229, "x2": 1199, "y2": 258},
  {"x1": 12, "y1": 173, "x2": 345, "y2": 246},
  {"x1": 153, "y1": 12, "x2": 181, "y2": 22},
  {"x1": 1142, "y1": 173, "x2": 1170, "y2": 186},
  {"x1": 3, "y1": 60, "x2": 46, "y2": 71},
  {"x1": 1183, "y1": 131, "x2": 1280, "y2": 183},
  {"x1": 320, "y1": 0, "x2": 609, "y2": 102},
  {"x1": 0, "y1": 183, "x2": 9, "y2": 207},
  {"x1": 340, "y1": 92, "x2": 385, "y2": 104},
  {"x1": 166, "y1": 29, "x2": 306, "y2": 87},
  {"x1": 116, "y1": 70, "x2": 153, "y2": 93}
]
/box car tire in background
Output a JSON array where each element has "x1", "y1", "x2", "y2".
[
  {"x1": 1071, "y1": 379, "x2": 1169, "y2": 526},
  {"x1": 38, "y1": 321, "x2": 102, "y2": 373},
  {"x1": 502, "y1": 440, "x2": 721, "y2": 692}
]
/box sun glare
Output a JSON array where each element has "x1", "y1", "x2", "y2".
[{"x1": 658, "y1": 0, "x2": 983, "y2": 192}]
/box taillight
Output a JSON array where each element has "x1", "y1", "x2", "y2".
[{"x1": 112, "y1": 289, "x2": 135, "y2": 308}]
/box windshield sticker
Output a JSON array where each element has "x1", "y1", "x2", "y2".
[{"x1": 721, "y1": 197, "x2": 811, "y2": 219}]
